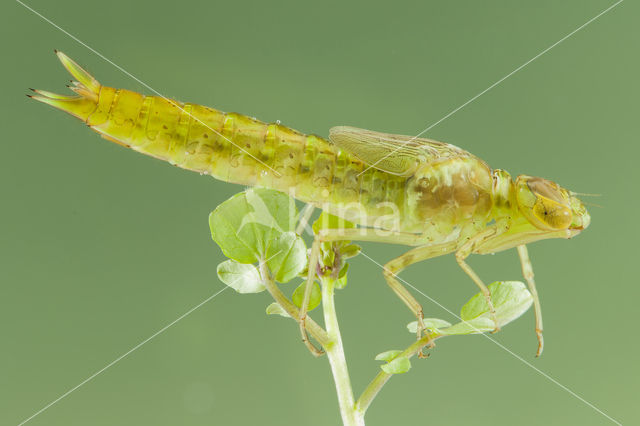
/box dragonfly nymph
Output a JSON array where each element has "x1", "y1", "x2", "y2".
[{"x1": 30, "y1": 51, "x2": 591, "y2": 357}]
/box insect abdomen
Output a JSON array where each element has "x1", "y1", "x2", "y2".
[
  {"x1": 31, "y1": 52, "x2": 408, "y2": 227},
  {"x1": 93, "y1": 91, "x2": 355, "y2": 202},
  {"x1": 91, "y1": 92, "x2": 284, "y2": 186},
  {"x1": 123, "y1": 96, "x2": 407, "y2": 224}
]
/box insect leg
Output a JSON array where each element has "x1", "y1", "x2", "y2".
[
  {"x1": 456, "y1": 227, "x2": 502, "y2": 333},
  {"x1": 517, "y1": 244, "x2": 544, "y2": 357},
  {"x1": 298, "y1": 228, "x2": 425, "y2": 356},
  {"x1": 383, "y1": 242, "x2": 458, "y2": 357},
  {"x1": 299, "y1": 235, "x2": 325, "y2": 357},
  {"x1": 293, "y1": 203, "x2": 318, "y2": 356}
]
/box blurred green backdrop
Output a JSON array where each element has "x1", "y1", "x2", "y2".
[{"x1": 2, "y1": 1, "x2": 637, "y2": 425}]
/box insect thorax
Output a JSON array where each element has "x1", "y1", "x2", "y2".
[{"x1": 405, "y1": 157, "x2": 494, "y2": 239}]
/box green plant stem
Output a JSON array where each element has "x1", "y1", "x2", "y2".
[
  {"x1": 321, "y1": 277, "x2": 363, "y2": 426},
  {"x1": 259, "y1": 262, "x2": 331, "y2": 348},
  {"x1": 355, "y1": 333, "x2": 442, "y2": 417}
]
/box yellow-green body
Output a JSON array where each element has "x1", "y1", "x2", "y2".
[
  {"x1": 31, "y1": 52, "x2": 589, "y2": 252},
  {"x1": 98, "y1": 89, "x2": 493, "y2": 237},
  {"x1": 31, "y1": 52, "x2": 592, "y2": 357},
  {"x1": 32, "y1": 53, "x2": 497, "y2": 245},
  {"x1": 97, "y1": 88, "x2": 413, "y2": 227}
]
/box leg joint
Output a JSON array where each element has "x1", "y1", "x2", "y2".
[{"x1": 382, "y1": 261, "x2": 398, "y2": 279}]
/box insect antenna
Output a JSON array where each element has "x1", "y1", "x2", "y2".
[
  {"x1": 581, "y1": 200, "x2": 603, "y2": 208},
  {"x1": 570, "y1": 191, "x2": 602, "y2": 197}
]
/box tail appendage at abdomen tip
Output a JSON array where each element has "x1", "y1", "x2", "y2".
[
  {"x1": 30, "y1": 50, "x2": 155, "y2": 147},
  {"x1": 29, "y1": 51, "x2": 102, "y2": 122}
]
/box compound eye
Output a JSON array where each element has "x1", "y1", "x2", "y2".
[
  {"x1": 516, "y1": 176, "x2": 573, "y2": 231},
  {"x1": 532, "y1": 195, "x2": 572, "y2": 229}
]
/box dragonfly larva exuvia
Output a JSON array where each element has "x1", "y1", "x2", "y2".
[{"x1": 30, "y1": 51, "x2": 591, "y2": 357}]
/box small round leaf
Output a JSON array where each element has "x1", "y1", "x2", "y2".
[
  {"x1": 380, "y1": 356, "x2": 411, "y2": 374},
  {"x1": 375, "y1": 350, "x2": 403, "y2": 362},
  {"x1": 266, "y1": 303, "x2": 291, "y2": 318},
  {"x1": 217, "y1": 260, "x2": 265, "y2": 294},
  {"x1": 292, "y1": 281, "x2": 322, "y2": 311}
]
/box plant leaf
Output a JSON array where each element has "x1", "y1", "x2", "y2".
[
  {"x1": 266, "y1": 232, "x2": 307, "y2": 283},
  {"x1": 437, "y1": 317, "x2": 495, "y2": 336},
  {"x1": 375, "y1": 350, "x2": 403, "y2": 362},
  {"x1": 441, "y1": 281, "x2": 533, "y2": 336},
  {"x1": 486, "y1": 281, "x2": 534, "y2": 326},
  {"x1": 461, "y1": 281, "x2": 533, "y2": 326},
  {"x1": 407, "y1": 318, "x2": 453, "y2": 334},
  {"x1": 341, "y1": 244, "x2": 361, "y2": 259},
  {"x1": 266, "y1": 303, "x2": 291, "y2": 318},
  {"x1": 460, "y1": 288, "x2": 490, "y2": 321},
  {"x1": 291, "y1": 281, "x2": 322, "y2": 311},
  {"x1": 335, "y1": 263, "x2": 349, "y2": 289},
  {"x1": 380, "y1": 356, "x2": 411, "y2": 374},
  {"x1": 209, "y1": 188, "x2": 298, "y2": 264},
  {"x1": 216, "y1": 260, "x2": 265, "y2": 294}
]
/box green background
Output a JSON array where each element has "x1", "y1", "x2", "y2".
[{"x1": 2, "y1": 1, "x2": 637, "y2": 425}]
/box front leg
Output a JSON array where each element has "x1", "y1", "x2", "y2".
[
  {"x1": 517, "y1": 244, "x2": 544, "y2": 356},
  {"x1": 471, "y1": 227, "x2": 546, "y2": 355}
]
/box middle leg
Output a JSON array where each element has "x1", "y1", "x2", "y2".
[
  {"x1": 455, "y1": 225, "x2": 509, "y2": 332},
  {"x1": 382, "y1": 241, "x2": 458, "y2": 356}
]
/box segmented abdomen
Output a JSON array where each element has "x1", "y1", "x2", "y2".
[
  {"x1": 90, "y1": 90, "x2": 407, "y2": 227},
  {"x1": 32, "y1": 53, "x2": 409, "y2": 229}
]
